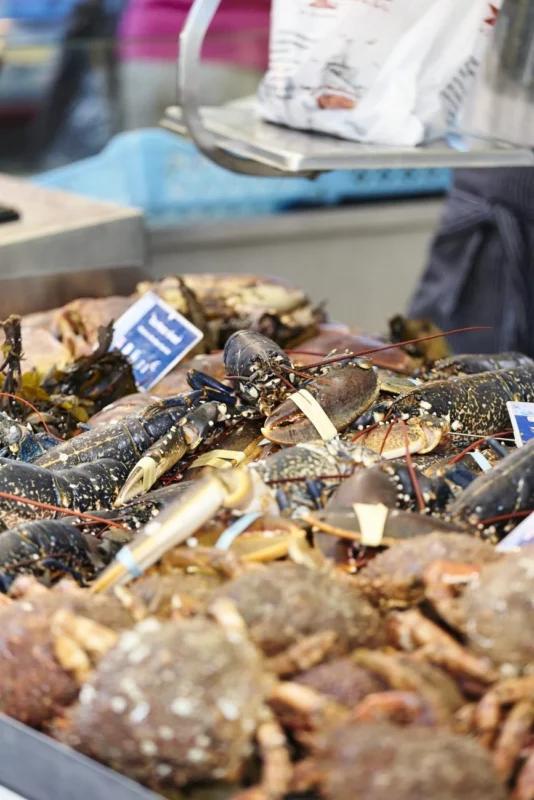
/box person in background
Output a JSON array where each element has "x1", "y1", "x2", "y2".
[
  {"x1": 408, "y1": 167, "x2": 534, "y2": 359},
  {"x1": 118, "y1": 0, "x2": 271, "y2": 130},
  {"x1": 18, "y1": 0, "x2": 126, "y2": 167}
]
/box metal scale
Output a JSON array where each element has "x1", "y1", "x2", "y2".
[{"x1": 162, "y1": 0, "x2": 534, "y2": 176}]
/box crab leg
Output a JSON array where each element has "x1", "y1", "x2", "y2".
[
  {"x1": 388, "y1": 609, "x2": 498, "y2": 683},
  {"x1": 493, "y1": 700, "x2": 534, "y2": 781}
]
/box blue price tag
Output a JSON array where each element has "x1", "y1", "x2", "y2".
[
  {"x1": 112, "y1": 291, "x2": 204, "y2": 391},
  {"x1": 507, "y1": 401, "x2": 534, "y2": 448}
]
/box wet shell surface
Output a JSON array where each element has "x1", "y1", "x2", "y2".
[
  {"x1": 211, "y1": 562, "x2": 384, "y2": 656},
  {"x1": 461, "y1": 546, "x2": 534, "y2": 672},
  {"x1": 60, "y1": 617, "x2": 271, "y2": 789},
  {"x1": 312, "y1": 721, "x2": 506, "y2": 800},
  {"x1": 356, "y1": 532, "x2": 499, "y2": 607}
]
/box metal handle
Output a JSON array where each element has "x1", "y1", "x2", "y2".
[{"x1": 178, "y1": 0, "x2": 288, "y2": 176}]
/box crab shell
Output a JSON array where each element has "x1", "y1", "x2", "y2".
[
  {"x1": 307, "y1": 721, "x2": 506, "y2": 800},
  {"x1": 457, "y1": 546, "x2": 534, "y2": 672},
  {"x1": 0, "y1": 583, "x2": 138, "y2": 727},
  {"x1": 138, "y1": 273, "x2": 324, "y2": 348},
  {"x1": 60, "y1": 617, "x2": 272, "y2": 789},
  {"x1": 355, "y1": 532, "x2": 499, "y2": 609},
  {"x1": 263, "y1": 361, "x2": 379, "y2": 445}
]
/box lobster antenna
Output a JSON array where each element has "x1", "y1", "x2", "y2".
[
  {"x1": 0, "y1": 491, "x2": 130, "y2": 531},
  {"x1": 400, "y1": 419, "x2": 426, "y2": 513},
  {"x1": 448, "y1": 429, "x2": 513, "y2": 464},
  {"x1": 297, "y1": 326, "x2": 493, "y2": 370},
  {"x1": 480, "y1": 509, "x2": 533, "y2": 525}
]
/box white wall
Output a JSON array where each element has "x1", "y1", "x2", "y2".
[{"x1": 149, "y1": 199, "x2": 443, "y2": 333}]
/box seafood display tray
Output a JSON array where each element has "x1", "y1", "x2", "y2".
[
  {"x1": 0, "y1": 714, "x2": 160, "y2": 800},
  {"x1": 161, "y1": 100, "x2": 534, "y2": 176}
]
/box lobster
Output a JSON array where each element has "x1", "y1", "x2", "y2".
[
  {"x1": 0, "y1": 482, "x2": 195, "y2": 590},
  {"x1": 0, "y1": 411, "x2": 58, "y2": 462},
  {"x1": 387, "y1": 366, "x2": 534, "y2": 436},
  {"x1": 0, "y1": 519, "x2": 99, "y2": 591},
  {"x1": 224, "y1": 330, "x2": 380, "y2": 446},
  {"x1": 426, "y1": 352, "x2": 534, "y2": 379},
  {"x1": 0, "y1": 457, "x2": 129, "y2": 527},
  {"x1": 447, "y1": 437, "x2": 534, "y2": 535}
]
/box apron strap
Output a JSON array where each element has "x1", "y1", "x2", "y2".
[{"x1": 436, "y1": 188, "x2": 529, "y2": 350}]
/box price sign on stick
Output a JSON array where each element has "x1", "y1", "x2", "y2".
[{"x1": 112, "y1": 291, "x2": 203, "y2": 391}]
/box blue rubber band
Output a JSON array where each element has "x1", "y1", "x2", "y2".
[{"x1": 116, "y1": 546, "x2": 143, "y2": 578}]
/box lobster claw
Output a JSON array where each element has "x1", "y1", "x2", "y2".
[
  {"x1": 115, "y1": 401, "x2": 224, "y2": 505},
  {"x1": 115, "y1": 424, "x2": 189, "y2": 506}
]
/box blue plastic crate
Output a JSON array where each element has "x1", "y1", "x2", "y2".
[{"x1": 33, "y1": 129, "x2": 451, "y2": 227}]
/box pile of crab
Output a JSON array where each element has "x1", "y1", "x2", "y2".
[
  {"x1": 2, "y1": 541, "x2": 533, "y2": 800},
  {"x1": 0, "y1": 272, "x2": 533, "y2": 798}
]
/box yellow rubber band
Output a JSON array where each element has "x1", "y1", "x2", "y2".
[
  {"x1": 190, "y1": 449, "x2": 246, "y2": 469},
  {"x1": 288, "y1": 389, "x2": 338, "y2": 441},
  {"x1": 352, "y1": 502, "x2": 389, "y2": 547}
]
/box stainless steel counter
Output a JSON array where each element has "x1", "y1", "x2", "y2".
[{"x1": 0, "y1": 175, "x2": 145, "y2": 279}]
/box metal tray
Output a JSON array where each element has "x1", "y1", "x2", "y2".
[
  {"x1": 162, "y1": 101, "x2": 534, "y2": 176},
  {"x1": 0, "y1": 714, "x2": 161, "y2": 800}
]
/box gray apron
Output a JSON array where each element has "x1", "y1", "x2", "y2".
[{"x1": 409, "y1": 168, "x2": 534, "y2": 357}]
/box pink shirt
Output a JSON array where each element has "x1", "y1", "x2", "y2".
[{"x1": 119, "y1": 0, "x2": 270, "y2": 70}]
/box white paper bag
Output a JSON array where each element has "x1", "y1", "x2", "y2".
[{"x1": 258, "y1": 0, "x2": 500, "y2": 146}]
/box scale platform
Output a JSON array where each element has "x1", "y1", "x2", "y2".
[
  {"x1": 162, "y1": 99, "x2": 534, "y2": 177},
  {"x1": 165, "y1": 0, "x2": 534, "y2": 177}
]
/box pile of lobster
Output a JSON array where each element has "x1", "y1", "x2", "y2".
[{"x1": 0, "y1": 272, "x2": 532, "y2": 800}]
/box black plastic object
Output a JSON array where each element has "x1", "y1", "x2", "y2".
[
  {"x1": 0, "y1": 205, "x2": 20, "y2": 224},
  {"x1": 0, "y1": 713, "x2": 161, "y2": 800}
]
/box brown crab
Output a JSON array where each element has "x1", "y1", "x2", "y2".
[
  {"x1": 295, "y1": 657, "x2": 386, "y2": 709},
  {"x1": 58, "y1": 610, "x2": 291, "y2": 797},
  {"x1": 137, "y1": 273, "x2": 324, "y2": 349},
  {"x1": 292, "y1": 721, "x2": 506, "y2": 800},
  {"x1": 355, "y1": 531, "x2": 499, "y2": 608},
  {"x1": 130, "y1": 570, "x2": 225, "y2": 619},
  {"x1": 209, "y1": 561, "x2": 384, "y2": 675},
  {"x1": 0, "y1": 579, "x2": 142, "y2": 727},
  {"x1": 387, "y1": 546, "x2": 534, "y2": 790},
  {"x1": 54, "y1": 296, "x2": 132, "y2": 358},
  {"x1": 389, "y1": 546, "x2": 534, "y2": 679},
  {"x1": 287, "y1": 647, "x2": 463, "y2": 732}
]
